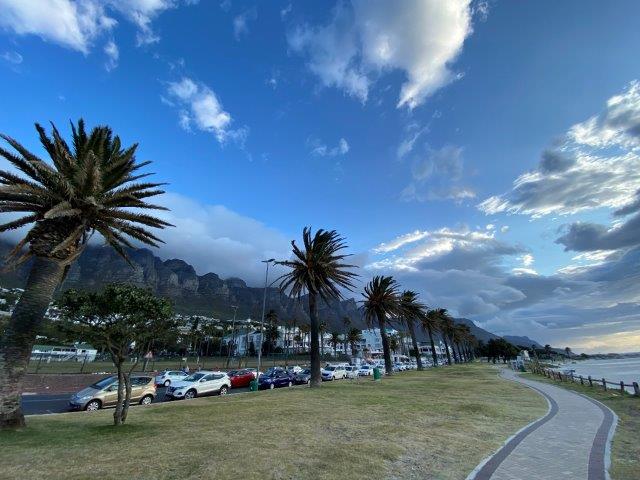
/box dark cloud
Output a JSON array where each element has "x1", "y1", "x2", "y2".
[
  {"x1": 556, "y1": 214, "x2": 640, "y2": 252},
  {"x1": 539, "y1": 149, "x2": 575, "y2": 173}
]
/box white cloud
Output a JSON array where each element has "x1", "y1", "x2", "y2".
[
  {"x1": 233, "y1": 7, "x2": 256, "y2": 41},
  {"x1": 308, "y1": 137, "x2": 350, "y2": 157},
  {"x1": 479, "y1": 81, "x2": 640, "y2": 218},
  {"x1": 0, "y1": 0, "x2": 116, "y2": 53},
  {"x1": 103, "y1": 39, "x2": 119, "y2": 71},
  {"x1": 165, "y1": 77, "x2": 247, "y2": 145},
  {"x1": 287, "y1": 0, "x2": 475, "y2": 108},
  {"x1": 400, "y1": 144, "x2": 475, "y2": 203},
  {"x1": 280, "y1": 3, "x2": 292, "y2": 20},
  {"x1": 0, "y1": 0, "x2": 197, "y2": 53},
  {"x1": 521, "y1": 253, "x2": 534, "y2": 267},
  {"x1": 0, "y1": 50, "x2": 23, "y2": 64}
]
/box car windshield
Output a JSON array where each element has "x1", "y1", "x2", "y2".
[
  {"x1": 301, "y1": 369, "x2": 311, "y2": 374},
  {"x1": 227, "y1": 370, "x2": 238, "y2": 376},
  {"x1": 90, "y1": 377, "x2": 116, "y2": 390},
  {"x1": 325, "y1": 367, "x2": 336, "y2": 371},
  {"x1": 183, "y1": 373, "x2": 206, "y2": 382}
]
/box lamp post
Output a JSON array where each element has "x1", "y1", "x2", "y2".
[
  {"x1": 225, "y1": 305, "x2": 238, "y2": 368},
  {"x1": 256, "y1": 259, "x2": 275, "y2": 384}
]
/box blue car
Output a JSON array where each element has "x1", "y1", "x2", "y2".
[{"x1": 258, "y1": 370, "x2": 294, "y2": 390}]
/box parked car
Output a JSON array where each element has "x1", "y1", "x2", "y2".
[
  {"x1": 258, "y1": 370, "x2": 294, "y2": 390},
  {"x1": 344, "y1": 365, "x2": 359, "y2": 379},
  {"x1": 227, "y1": 369, "x2": 256, "y2": 388},
  {"x1": 155, "y1": 369, "x2": 188, "y2": 387},
  {"x1": 286, "y1": 365, "x2": 303, "y2": 374},
  {"x1": 165, "y1": 371, "x2": 230, "y2": 400},
  {"x1": 321, "y1": 365, "x2": 346, "y2": 381},
  {"x1": 69, "y1": 375, "x2": 156, "y2": 411},
  {"x1": 293, "y1": 368, "x2": 312, "y2": 385},
  {"x1": 358, "y1": 365, "x2": 373, "y2": 376}
]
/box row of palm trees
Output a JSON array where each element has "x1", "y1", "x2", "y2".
[
  {"x1": 276, "y1": 227, "x2": 478, "y2": 383},
  {"x1": 0, "y1": 121, "x2": 476, "y2": 429}
]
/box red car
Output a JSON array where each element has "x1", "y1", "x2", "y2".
[{"x1": 227, "y1": 369, "x2": 256, "y2": 388}]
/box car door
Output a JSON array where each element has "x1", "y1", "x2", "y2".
[
  {"x1": 239, "y1": 371, "x2": 251, "y2": 387},
  {"x1": 130, "y1": 377, "x2": 147, "y2": 401},
  {"x1": 102, "y1": 383, "x2": 119, "y2": 406},
  {"x1": 199, "y1": 374, "x2": 217, "y2": 393}
]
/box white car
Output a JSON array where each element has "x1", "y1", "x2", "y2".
[
  {"x1": 321, "y1": 366, "x2": 346, "y2": 381},
  {"x1": 358, "y1": 365, "x2": 373, "y2": 376},
  {"x1": 166, "y1": 371, "x2": 231, "y2": 400},
  {"x1": 344, "y1": 365, "x2": 359, "y2": 379},
  {"x1": 286, "y1": 365, "x2": 304, "y2": 374},
  {"x1": 155, "y1": 370, "x2": 188, "y2": 387}
]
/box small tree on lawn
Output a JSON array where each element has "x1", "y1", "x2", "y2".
[{"x1": 57, "y1": 284, "x2": 174, "y2": 426}]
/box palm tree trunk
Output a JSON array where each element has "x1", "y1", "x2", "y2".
[
  {"x1": 426, "y1": 325, "x2": 438, "y2": 367},
  {"x1": 377, "y1": 313, "x2": 393, "y2": 375},
  {"x1": 406, "y1": 320, "x2": 423, "y2": 370},
  {"x1": 308, "y1": 294, "x2": 321, "y2": 387},
  {"x1": 0, "y1": 256, "x2": 65, "y2": 429},
  {"x1": 441, "y1": 334, "x2": 452, "y2": 366}
]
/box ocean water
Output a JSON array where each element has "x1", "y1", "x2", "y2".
[{"x1": 559, "y1": 357, "x2": 640, "y2": 392}]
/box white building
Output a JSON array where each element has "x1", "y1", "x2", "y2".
[{"x1": 31, "y1": 343, "x2": 97, "y2": 362}]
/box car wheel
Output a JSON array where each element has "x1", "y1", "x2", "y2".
[
  {"x1": 269, "y1": 383, "x2": 275, "y2": 390},
  {"x1": 184, "y1": 389, "x2": 197, "y2": 400},
  {"x1": 306, "y1": 379, "x2": 311, "y2": 385},
  {"x1": 85, "y1": 400, "x2": 101, "y2": 411},
  {"x1": 164, "y1": 379, "x2": 171, "y2": 387},
  {"x1": 288, "y1": 381, "x2": 292, "y2": 387},
  {"x1": 219, "y1": 386, "x2": 228, "y2": 396},
  {"x1": 139, "y1": 395, "x2": 153, "y2": 406}
]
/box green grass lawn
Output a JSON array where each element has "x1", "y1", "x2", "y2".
[
  {"x1": 2, "y1": 364, "x2": 545, "y2": 480},
  {"x1": 522, "y1": 372, "x2": 639, "y2": 480}
]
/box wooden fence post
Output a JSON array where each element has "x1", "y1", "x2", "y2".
[
  {"x1": 620, "y1": 381, "x2": 625, "y2": 394},
  {"x1": 570, "y1": 372, "x2": 574, "y2": 383},
  {"x1": 602, "y1": 378, "x2": 607, "y2": 391},
  {"x1": 579, "y1": 375, "x2": 584, "y2": 385},
  {"x1": 588, "y1": 375, "x2": 593, "y2": 387},
  {"x1": 633, "y1": 382, "x2": 640, "y2": 396}
]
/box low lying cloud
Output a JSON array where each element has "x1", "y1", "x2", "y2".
[{"x1": 287, "y1": 0, "x2": 476, "y2": 108}]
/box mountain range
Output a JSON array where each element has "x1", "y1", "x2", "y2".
[{"x1": 0, "y1": 241, "x2": 540, "y2": 346}]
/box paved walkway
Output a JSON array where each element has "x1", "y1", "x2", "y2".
[{"x1": 468, "y1": 369, "x2": 617, "y2": 480}]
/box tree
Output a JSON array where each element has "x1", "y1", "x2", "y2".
[
  {"x1": 264, "y1": 309, "x2": 278, "y2": 355},
  {"x1": 399, "y1": 290, "x2": 427, "y2": 370},
  {"x1": 277, "y1": 228, "x2": 358, "y2": 387},
  {"x1": 421, "y1": 309, "x2": 441, "y2": 367},
  {"x1": 0, "y1": 120, "x2": 170, "y2": 429},
  {"x1": 57, "y1": 284, "x2": 173, "y2": 426},
  {"x1": 329, "y1": 331, "x2": 341, "y2": 357},
  {"x1": 436, "y1": 310, "x2": 455, "y2": 365},
  {"x1": 564, "y1": 347, "x2": 572, "y2": 359},
  {"x1": 388, "y1": 334, "x2": 400, "y2": 354},
  {"x1": 362, "y1": 276, "x2": 401, "y2": 375},
  {"x1": 298, "y1": 323, "x2": 310, "y2": 353},
  {"x1": 319, "y1": 321, "x2": 327, "y2": 357},
  {"x1": 346, "y1": 328, "x2": 362, "y2": 356}
]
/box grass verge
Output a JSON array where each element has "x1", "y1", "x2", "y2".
[
  {"x1": 521, "y1": 372, "x2": 639, "y2": 480},
  {"x1": 2, "y1": 364, "x2": 545, "y2": 480}
]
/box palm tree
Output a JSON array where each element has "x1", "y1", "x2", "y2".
[
  {"x1": 264, "y1": 309, "x2": 278, "y2": 355},
  {"x1": 438, "y1": 311, "x2": 456, "y2": 365},
  {"x1": 421, "y1": 309, "x2": 441, "y2": 367},
  {"x1": 277, "y1": 228, "x2": 358, "y2": 387},
  {"x1": 0, "y1": 120, "x2": 170, "y2": 429},
  {"x1": 389, "y1": 334, "x2": 400, "y2": 355},
  {"x1": 329, "y1": 331, "x2": 341, "y2": 357},
  {"x1": 319, "y1": 321, "x2": 327, "y2": 357},
  {"x1": 361, "y1": 276, "x2": 401, "y2": 375},
  {"x1": 346, "y1": 328, "x2": 362, "y2": 356},
  {"x1": 399, "y1": 290, "x2": 427, "y2": 370},
  {"x1": 298, "y1": 323, "x2": 310, "y2": 352}
]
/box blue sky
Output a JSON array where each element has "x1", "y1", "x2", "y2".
[{"x1": 1, "y1": 0, "x2": 640, "y2": 353}]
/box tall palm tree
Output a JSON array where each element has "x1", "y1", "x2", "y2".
[
  {"x1": 0, "y1": 120, "x2": 170, "y2": 429},
  {"x1": 399, "y1": 290, "x2": 427, "y2": 370},
  {"x1": 329, "y1": 331, "x2": 341, "y2": 357},
  {"x1": 277, "y1": 227, "x2": 358, "y2": 387},
  {"x1": 361, "y1": 276, "x2": 401, "y2": 375},
  {"x1": 421, "y1": 309, "x2": 441, "y2": 367},
  {"x1": 437, "y1": 310, "x2": 455, "y2": 365},
  {"x1": 319, "y1": 321, "x2": 327, "y2": 357},
  {"x1": 346, "y1": 328, "x2": 362, "y2": 356}
]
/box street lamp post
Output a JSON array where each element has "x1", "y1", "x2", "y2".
[
  {"x1": 256, "y1": 259, "x2": 275, "y2": 385},
  {"x1": 225, "y1": 305, "x2": 238, "y2": 368}
]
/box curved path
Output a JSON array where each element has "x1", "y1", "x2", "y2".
[{"x1": 467, "y1": 369, "x2": 617, "y2": 480}]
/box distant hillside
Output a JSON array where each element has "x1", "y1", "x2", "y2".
[
  {"x1": 0, "y1": 241, "x2": 542, "y2": 345},
  {"x1": 503, "y1": 335, "x2": 543, "y2": 349}
]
